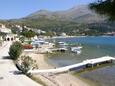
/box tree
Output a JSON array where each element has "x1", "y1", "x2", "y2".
[
  {"x1": 9, "y1": 41, "x2": 23, "y2": 60},
  {"x1": 43, "y1": 31, "x2": 55, "y2": 37},
  {"x1": 21, "y1": 30, "x2": 36, "y2": 38},
  {"x1": 18, "y1": 56, "x2": 38, "y2": 74},
  {"x1": 19, "y1": 36, "x2": 25, "y2": 43},
  {"x1": 89, "y1": 0, "x2": 115, "y2": 20},
  {"x1": 11, "y1": 27, "x2": 20, "y2": 34}
]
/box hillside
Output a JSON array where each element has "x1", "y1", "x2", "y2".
[
  {"x1": 1, "y1": 5, "x2": 115, "y2": 36},
  {"x1": 26, "y1": 5, "x2": 106, "y2": 23}
]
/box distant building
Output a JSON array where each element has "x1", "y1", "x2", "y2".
[
  {"x1": 0, "y1": 23, "x2": 11, "y2": 33},
  {"x1": 0, "y1": 23, "x2": 6, "y2": 28},
  {"x1": 60, "y1": 32, "x2": 67, "y2": 36},
  {"x1": 32, "y1": 29, "x2": 46, "y2": 34},
  {"x1": 0, "y1": 36, "x2": 3, "y2": 41},
  {"x1": 0, "y1": 23, "x2": 15, "y2": 41},
  {"x1": 4, "y1": 34, "x2": 15, "y2": 41},
  {"x1": 15, "y1": 25, "x2": 23, "y2": 30},
  {"x1": 104, "y1": 32, "x2": 115, "y2": 36}
]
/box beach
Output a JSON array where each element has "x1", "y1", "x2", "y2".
[{"x1": 23, "y1": 52, "x2": 91, "y2": 86}]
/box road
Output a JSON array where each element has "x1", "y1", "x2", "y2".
[{"x1": 0, "y1": 41, "x2": 42, "y2": 86}]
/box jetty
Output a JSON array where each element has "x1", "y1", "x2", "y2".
[{"x1": 28, "y1": 56, "x2": 115, "y2": 74}]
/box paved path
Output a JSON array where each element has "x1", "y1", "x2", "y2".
[{"x1": 0, "y1": 41, "x2": 42, "y2": 86}]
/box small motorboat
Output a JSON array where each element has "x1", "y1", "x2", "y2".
[
  {"x1": 57, "y1": 42, "x2": 68, "y2": 46},
  {"x1": 71, "y1": 46, "x2": 82, "y2": 54}
]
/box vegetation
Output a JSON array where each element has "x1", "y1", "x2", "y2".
[
  {"x1": 9, "y1": 41, "x2": 23, "y2": 60},
  {"x1": 19, "y1": 36, "x2": 25, "y2": 43},
  {"x1": 6, "y1": 17, "x2": 115, "y2": 36},
  {"x1": 89, "y1": 0, "x2": 115, "y2": 20},
  {"x1": 21, "y1": 30, "x2": 36, "y2": 38},
  {"x1": 18, "y1": 56, "x2": 38, "y2": 74},
  {"x1": 1, "y1": 5, "x2": 115, "y2": 36},
  {"x1": 0, "y1": 32, "x2": 6, "y2": 37},
  {"x1": 16, "y1": 56, "x2": 43, "y2": 85},
  {"x1": 11, "y1": 27, "x2": 20, "y2": 34}
]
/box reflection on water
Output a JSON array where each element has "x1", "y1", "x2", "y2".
[
  {"x1": 47, "y1": 37, "x2": 115, "y2": 86},
  {"x1": 79, "y1": 65, "x2": 115, "y2": 86}
]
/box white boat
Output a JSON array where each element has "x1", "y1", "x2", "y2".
[
  {"x1": 58, "y1": 42, "x2": 68, "y2": 46},
  {"x1": 71, "y1": 46, "x2": 82, "y2": 54}
]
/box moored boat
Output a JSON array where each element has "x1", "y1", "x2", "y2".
[
  {"x1": 57, "y1": 42, "x2": 68, "y2": 46},
  {"x1": 71, "y1": 46, "x2": 82, "y2": 54}
]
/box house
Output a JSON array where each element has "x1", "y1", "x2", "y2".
[
  {"x1": 0, "y1": 23, "x2": 6, "y2": 28},
  {"x1": 0, "y1": 36, "x2": 3, "y2": 40},
  {"x1": 61, "y1": 33, "x2": 67, "y2": 36},
  {"x1": 0, "y1": 36, "x2": 3, "y2": 45},
  {"x1": 0, "y1": 23, "x2": 15, "y2": 41},
  {"x1": 0, "y1": 23, "x2": 11, "y2": 33}
]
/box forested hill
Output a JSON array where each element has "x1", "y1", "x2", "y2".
[{"x1": 1, "y1": 5, "x2": 115, "y2": 36}]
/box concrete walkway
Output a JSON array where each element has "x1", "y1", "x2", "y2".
[
  {"x1": 0, "y1": 41, "x2": 41, "y2": 86},
  {"x1": 28, "y1": 55, "x2": 115, "y2": 74}
]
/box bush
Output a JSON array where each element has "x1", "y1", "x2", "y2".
[
  {"x1": 19, "y1": 56, "x2": 38, "y2": 74},
  {"x1": 19, "y1": 36, "x2": 25, "y2": 43},
  {"x1": 21, "y1": 30, "x2": 36, "y2": 38},
  {"x1": 9, "y1": 41, "x2": 23, "y2": 60}
]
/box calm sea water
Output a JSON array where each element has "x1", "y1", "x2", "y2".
[{"x1": 47, "y1": 36, "x2": 115, "y2": 86}]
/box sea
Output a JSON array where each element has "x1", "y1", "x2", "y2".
[{"x1": 47, "y1": 36, "x2": 115, "y2": 86}]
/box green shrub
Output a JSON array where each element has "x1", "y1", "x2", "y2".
[
  {"x1": 9, "y1": 41, "x2": 23, "y2": 60},
  {"x1": 19, "y1": 36, "x2": 25, "y2": 43},
  {"x1": 19, "y1": 56, "x2": 38, "y2": 74},
  {"x1": 21, "y1": 30, "x2": 36, "y2": 38}
]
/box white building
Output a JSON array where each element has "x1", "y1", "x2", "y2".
[
  {"x1": 0, "y1": 23, "x2": 6, "y2": 28},
  {"x1": 0, "y1": 23, "x2": 15, "y2": 41},
  {"x1": 0, "y1": 36, "x2": 3, "y2": 41},
  {"x1": 0, "y1": 23, "x2": 11, "y2": 33},
  {"x1": 4, "y1": 34, "x2": 15, "y2": 41},
  {"x1": 60, "y1": 32, "x2": 67, "y2": 36}
]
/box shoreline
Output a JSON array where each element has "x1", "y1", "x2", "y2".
[
  {"x1": 24, "y1": 52, "x2": 93, "y2": 86},
  {"x1": 46, "y1": 35, "x2": 115, "y2": 40}
]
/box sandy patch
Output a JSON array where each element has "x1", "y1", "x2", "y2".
[{"x1": 23, "y1": 52, "x2": 90, "y2": 86}]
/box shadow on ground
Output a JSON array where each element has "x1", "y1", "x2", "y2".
[
  {"x1": 2, "y1": 56, "x2": 11, "y2": 60},
  {"x1": 9, "y1": 70, "x2": 23, "y2": 75}
]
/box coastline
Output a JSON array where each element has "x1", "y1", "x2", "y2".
[
  {"x1": 50, "y1": 36, "x2": 87, "y2": 39},
  {"x1": 24, "y1": 52, "x2": 93, "y2": 86},
  {"x1": 46, "y1": 35, "x2": 115, "y2": 40}
]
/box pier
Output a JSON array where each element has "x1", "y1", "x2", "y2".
[{"x1": 28, "y1": 56, "x2": 115, "y2": 74}]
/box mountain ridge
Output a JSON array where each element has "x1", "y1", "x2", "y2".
[
  {"x1": 1, "y1": 5, "x2": 114, "y2": 36},
  {"x1": 25, "y1": 5, "x2": 106, "y2": 23}
]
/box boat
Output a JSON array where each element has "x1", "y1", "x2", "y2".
[
  {"x1": 71, "y1": 46, "x2": 82, "y2": 54},
  {"x1": 57, "y1": 42, "x2": 68, "y2": 46},
  {"x1": 51, "y1": 47, "x2": 68, "y2": 52}
]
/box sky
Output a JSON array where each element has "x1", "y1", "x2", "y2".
[{"x1": 0, "y1": 0, "x2": 94, "y2": 19}]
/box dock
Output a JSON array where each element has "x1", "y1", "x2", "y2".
[{"x1": 28, "y1": 56, "x2": 115, "y2": 74}]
